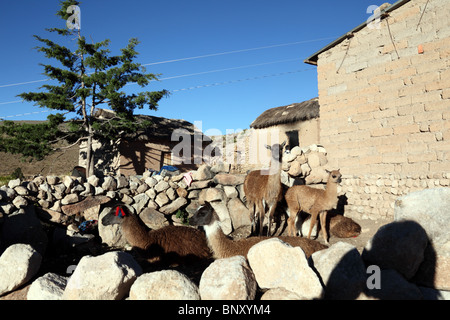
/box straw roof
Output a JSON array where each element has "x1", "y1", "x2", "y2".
[
  {"x1": 250, "y1": 97, "x2": 319, "y2": 129},
  {"x1": 93, "y1": 108, "x2": 204, "y2": 141}
]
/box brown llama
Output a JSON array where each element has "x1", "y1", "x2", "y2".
[
  {"x1": 189, "y1": 202, "x2": 328, "y2": 259},
  {"x1": 102, "y1": 205, "x2": 211, "y2": 266},
  {"x1": 243, "y1": 141, "x2": 286, "y2": 236},
  {"x1": 285, "y1": 169, "x2": 342, "y2": 244}
]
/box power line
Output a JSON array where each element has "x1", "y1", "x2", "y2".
[
  {"x1": 0, "y1": 100, "x2": 24, "y2": 105},
  {"x1": 141, "y1": 37, "x2": 337, "y2": 66},
  {"x1": 0, "y1": 57, "x2": 302, "y2": 105},
  {"x1": 0, "y1": 36, "x2": 335, "y2": 89},
  {"x1": 0, "y1": 68, "x2": 315, "y2": 119},
  {"x1": 0, "y1": 110, "x2": 49, "y2": 120},
  {"x1": 169, "y1": 68, "x2": 315, "y2": 92}
]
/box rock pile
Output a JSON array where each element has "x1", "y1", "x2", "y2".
[
  {"x1": 0, "y1": 163, "x2": 250, "y2": 238},
  {"x1": 281, "y1": 144, "x2": 329, "y2": 186}
]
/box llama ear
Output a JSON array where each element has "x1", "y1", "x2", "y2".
[
  {"x1": 280, "y1": 140, "x2": 287, "y2": 148},
  {"x1": 115, "y1": 206, "x2": 126, "y2": 218},
  {"x1": 325, "y1": 169, "x2": 331, "y2": 174},
  {"x1": 203, "y1": 201, "x2": 212, "y2": 209},
  {"x1": 264, "y1": 144, "x2": 271, "y2": 150}
]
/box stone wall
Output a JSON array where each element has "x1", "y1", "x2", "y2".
[
  {"x1": 340, "y1": 172, "x2": 450, "y2": 220},
  {"x1": 0, "y1": 164, "x2": 250, "y2": 236},
  {"x1": 0, "y1": 144, "x2": 333, "y2": 236},
  {"x1": 315, "y1": 0, "x2": 450, "y2": 219}
]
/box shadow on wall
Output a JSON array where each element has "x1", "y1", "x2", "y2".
[{"x1": 316, "y1": 220, "x2": 439, "y2": 300}]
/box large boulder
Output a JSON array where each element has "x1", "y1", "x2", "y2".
[
  {"x1": 199, "y1": 256, "x2": 257, "y2": 300},
  {"x1": 260, "y1": 287, "x2": 305, "y2": 300},
  {"x1": 394, "y1": 188, "x2": 450, "y2": 290},
  {"x1": 394, "y1": 188, "x2": 450, "y2": 240},
  {"x1": 365, "y1": 269, "x2": 423, "y2": 300},
  {"x1": 129, "y1": 270, "x2": 200, "y2": 300},
  {"x1": 27, "y1": 273, "x2": 68, "y2": 300},
  {"x1": 98, "y1": 206, "x2": 129, "y2": 248},
  {"x1": 62, "y1": 251, "x2": 142, "y2": 300},
  {"x1": 413, "y1": 233, "x2": 450, "y2": 291},
  {"x1": 310, "y1": 242, "x2": 366, "y2": 300},
  {"x1": 362, "y1": 220, "x2": 428, "y2": 280},
  {"x1": 227, "y1": 198, "x2": 252, "y2": 230},
  {"x1": 247, "y1": 238, "x2": 323, "y2": 299},
  {"x1": 0, "y1": 244, "x2": 42, "y2": 296}
]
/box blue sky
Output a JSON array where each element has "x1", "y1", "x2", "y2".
[{"x1": 0, "y1": 0, "x2": 388, "y2": 134}]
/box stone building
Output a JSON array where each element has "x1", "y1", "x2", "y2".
[
  {"x1": 304, "y1": 0, "x2": 450, "y2": 219},
  {"x1": 79, "y1": 110, "x2": 208, "y2": 176}
]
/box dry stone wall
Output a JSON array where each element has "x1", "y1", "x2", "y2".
[{"x1": 0, "y1": 163, "x2": 252, "y2": 236}]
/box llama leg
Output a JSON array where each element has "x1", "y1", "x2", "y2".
[
  {"x1": 257, "y1": 199, "x2": 265, "y2": 236},
  {"x1": 307, "y1": 209, "x2": 319, "y2": 240},
  {"x1": 266, "y1": 203, "x2": 277, "y2": 237},
  {"x1": 286, "y1": 202, "x2": 299, "y2": 237},
  {"x1": 319, "y1": 211, "x2": 329, "y2": 244},
  {"x1": 248, "y1": 201, "x2": 256, "y2": 234}
]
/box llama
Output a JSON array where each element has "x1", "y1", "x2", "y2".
[
  {"x1": 189, "y1": 202, "x2": 328, "y2": 259},
  {"x1": 102, "y1": 206, "x2": 211, "y2": 266},
  {"x1": 243, "y1": 141, "x2": 286, "y2": 236},
  {"x1": 285, "y1": 169, "x2": 342, "y2": 244},
  {"x1": 298, "y1": 211, "x2": 361, "y2": 238}
]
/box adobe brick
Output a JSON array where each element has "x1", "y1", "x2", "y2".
[
  {"x1": 371, "y1": 127, "x2": 393, "y2": 137},
  {"x1": 393, "y1": 124, "x2": 420, "y2": 135}
]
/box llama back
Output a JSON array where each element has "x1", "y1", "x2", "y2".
[
  {"x1": 148, "y1": 225, "x2": 211, "y2": 261},
  {"x1": 244, "y1": 170, "x2": 269, "y2": 202},
  {"x1": 286, "y1": 185, "x2": 325, "y2": 212}
]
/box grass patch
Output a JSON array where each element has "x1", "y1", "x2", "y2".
[{"x1": 0, "y1": 167, "x2": 24, "y2": 187}]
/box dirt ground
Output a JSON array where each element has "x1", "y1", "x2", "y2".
[{"x1": 231, "y1": 215, "x2": 392, "y2": 254}]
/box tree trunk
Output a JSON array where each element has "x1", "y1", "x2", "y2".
[{"x1": 85, "y1": 124, "x2": 95, "y2": 177}]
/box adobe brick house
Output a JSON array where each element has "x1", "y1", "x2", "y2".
[
  {"x1": 305, "y1": 0, "x2": 450, "y2": 219},
  {"x1": 250, "y1": 97, "x2": 320, "y2": 151},
  {"x1": 208, "y1": 98, "x2": 320, "y2": 174}
]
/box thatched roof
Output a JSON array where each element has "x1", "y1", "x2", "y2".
[
  {"x1": 92, "y1": 108, "x2": 205, "y2": 141},
  {"x1": 131, "y1": 114, "x2": 203, "y2": 141},
  {"x1": 250, "y1": 97, "x2": 319, "y2": 129}
]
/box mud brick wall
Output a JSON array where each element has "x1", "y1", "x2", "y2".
[{"x1": 315, "y1": 0, "x2": 450, "y2": 219}]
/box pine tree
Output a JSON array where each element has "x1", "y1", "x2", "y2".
[{"x1": 1, "y1": 0, "x2": 168, "y2": 176}]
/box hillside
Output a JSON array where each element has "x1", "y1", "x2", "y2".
[
  {"x1": 0, "y1": 144, "x2": 79, "y2": 178},
  {"x1": 0, "y1": 120, "x2": 80, "y2": 178}
]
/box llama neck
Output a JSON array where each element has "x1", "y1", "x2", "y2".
[
  {"x1": 203, "y1": 220, "x2": 235, "y2": 259},
  {"x1": 325, "y1": 180, "x2": 338, "y2": 197},
  {"x1": 266, "y1": 156, "x2": 282, "y2": 177},
  {"x1": 122, "y1": 215, "x2": 151, "y2": 250},
  {"x1": 324, "y1": 180, "x2": 339, "y2": 209}
]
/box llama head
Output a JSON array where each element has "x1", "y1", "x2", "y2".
[
  {"x1": 189, "y1": 201, "x2": 219, "y2": 227},
  {"x1": 326, "y1": 169, "x2": 342, "y2": 183},
  {"x1": 264, "y1": 140, "x2": 287, "y2": 162},
  {"x1": 101, "y1": 205, "x2": 129, "y2": 226}
]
